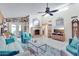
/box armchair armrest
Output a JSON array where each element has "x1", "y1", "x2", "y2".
[
  {"x1": 69, "y1": 38, "x2": 73, "y2": 44},
  {"x1": 0, "y1": 51, "x2": 19, "y2": 56},
  {"x1": 77, "y1": 44, "x2": 79, "y2": 56}
]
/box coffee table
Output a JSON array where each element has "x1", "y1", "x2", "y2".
[
  {"x1": 26, "y1": 40, "x2": 47, "y2": 55},
  {"x1": 24, "y1": 40, "x2": 61, "y2": 56}
]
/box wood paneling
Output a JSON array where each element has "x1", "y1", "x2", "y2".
[{"x1": 72, "y1": 19, "x2": 79, "y2": 38}]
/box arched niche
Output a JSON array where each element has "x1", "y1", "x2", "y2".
[{"x1": 32, "y1": 18, "x2": 40, "y2": 26}]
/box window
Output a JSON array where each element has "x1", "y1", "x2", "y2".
[
  {"x1": 56, "y1": 18, "x2": 64, "y2": 25},
  {"x1": 55, "y1": 17, "x2": 64, "y2": 30},
  {"x1": 19, "y1": 25, "x2": 21, "y2": 31},
  {"x1": 11, "y1": 24, "x2": 16, "y2": 34}
]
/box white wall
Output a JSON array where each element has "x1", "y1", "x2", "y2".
[
  {"x1": 54, "y1": 4, "x2": 79, "y2": 42},
  {"x1": 29, "y1": 4, "x2": 79, "y2": 42},
  {"x1": 40, "y1": 4, "x2": 79, "y2": 42}
]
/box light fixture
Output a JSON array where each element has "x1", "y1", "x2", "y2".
[{"x1": 44, "y1": 14, "x2": 50, "y2": 17}]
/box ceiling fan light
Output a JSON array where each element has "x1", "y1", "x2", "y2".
[{"x1": 43, "y1": 14, "x2": 49, "y2": 17}]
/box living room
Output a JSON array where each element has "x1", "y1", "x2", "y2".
[{"x1": 0, "y1": 3, "x2": 79, "y2": 56}]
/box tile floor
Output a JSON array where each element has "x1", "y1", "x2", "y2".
[
  {"x1": 32, "y1": 36, "x2": 68, "y2": 50},
  {"x1": 16, "y1": 36, "x2": 70, "y2": 56}
]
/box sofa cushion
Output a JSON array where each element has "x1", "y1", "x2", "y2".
[
  {"x1": 5, "y1": 37, "x2": 15, "y2": 45},
  {"x1": 66, "y1": 45, "x2": 77, "y2": 56},
  {"x1": 70, "y1": 37, "x2": 79, "y2": 49}
]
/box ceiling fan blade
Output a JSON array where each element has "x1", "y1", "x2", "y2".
[
  {"x1": 48, "y1": 11, "x2": 53, "y2": 16},
  {"x1": 42, "y1": 13, "x2": 47, "y2": 16},
  {"x1": 38, "y1": 12, "x2": 45, "y2": 13},
  {"x1": 50, "y1": 10, "x2": 58, "y2": 12},
  {"x1": 49, "y1": 13, "x2": 53, "y2": 16}
]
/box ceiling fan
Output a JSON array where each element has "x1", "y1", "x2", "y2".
[{"x1": 38, "y1": 3, "x2": 58, "y2": 16}]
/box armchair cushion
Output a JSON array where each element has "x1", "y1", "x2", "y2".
[
  {"x1": 5, "y1": 37, "x2": 15, "y2": 45},
  {"x1": 66, "y1": 45, "x2": 77, "y2": 56}
]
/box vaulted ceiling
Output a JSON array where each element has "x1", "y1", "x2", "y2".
[{"x1": 0, "y1": 3, "x2": 66, "y2": 17}]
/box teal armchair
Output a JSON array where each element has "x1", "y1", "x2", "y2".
[
  {"x1": 66, "y1": 38, "x2": 79, "y2": 56},
  {"x1": 21, "y1": 32, "x2": 32, "y2": 43}
]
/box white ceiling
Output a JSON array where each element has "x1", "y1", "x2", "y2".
[{"x1": 0, "y1": 3, "x2": 66, "y2": 17}]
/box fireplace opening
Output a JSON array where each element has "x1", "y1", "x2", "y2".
[{"x1": 35, "y1": 29, "x2": 40, "y2": 35}]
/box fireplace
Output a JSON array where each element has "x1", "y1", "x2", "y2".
[
  {"x1": 31, "y1": 27, "x2": 42, "y2": 37},
  {"x1": 34, "y1": 29, "x2": 40, "y2": 35}
]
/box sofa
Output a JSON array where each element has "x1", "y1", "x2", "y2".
[
  {"x1": 66, "y1": 37, "x2": 79, "y2": 56},
  {"x1": 21, "y1": 32, "x2": 32, "y2": 43},
  {"x1": 0, "y1": 36, "x2": 24, "y2": 56}
]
